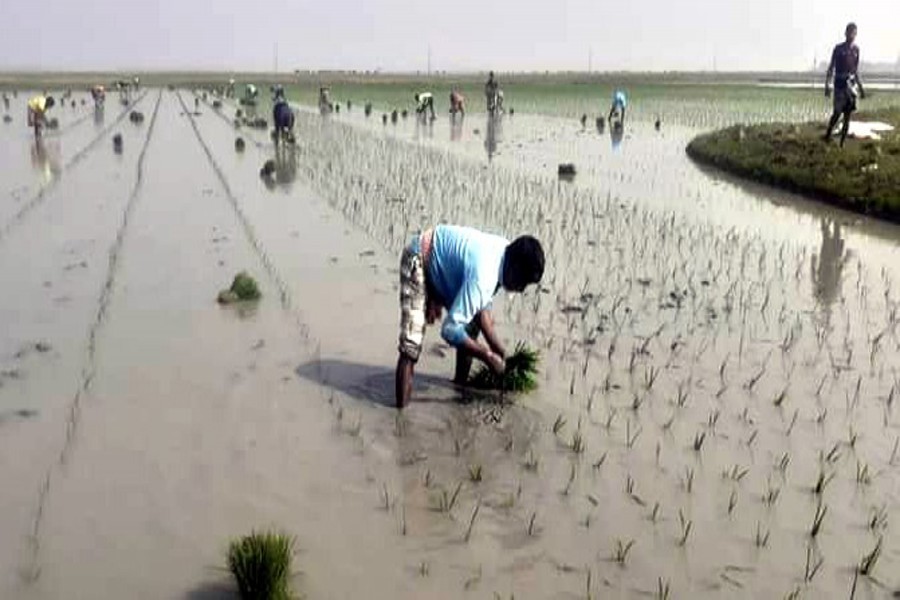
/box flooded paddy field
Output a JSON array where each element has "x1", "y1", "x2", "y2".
[{"x1": 2, "y1": 81, "x2": 900, "y2": 599}]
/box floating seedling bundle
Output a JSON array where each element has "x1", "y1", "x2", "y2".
[
  {"x1": 218, "y1": 271, "x2": 261, "y2": 304},
  {"x1": 469, "y1": 342, "x2": 539, "y2": 393}
]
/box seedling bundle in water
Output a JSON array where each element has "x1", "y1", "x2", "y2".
[
  {"x1": 218, "y1": 271, "x2": 261, "y2": 304},
  {"x1": 469, "y1": 342, "x2": 539, "y2": 393},
  {"x1": 227, "y1": 530, "x2": 295, "y2": 600}
]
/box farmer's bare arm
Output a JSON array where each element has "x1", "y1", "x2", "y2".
[
  {"x1": 477, "y1": 309, "x2": 506, "y2": 358},
  {"x1": 825, "y1": 51, "x2": 835, "y2": 95},
  {"x1": 459, "y1": 334, "x2": 505, "y2": 373}
]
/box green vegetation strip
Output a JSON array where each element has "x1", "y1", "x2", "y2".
[{"x1": 686, "y1": 108, "x2": 900, "y2": 221}]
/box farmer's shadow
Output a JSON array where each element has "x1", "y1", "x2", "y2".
[{"x1": 295, "y1": 358, "x2": 470, "y2": 408}]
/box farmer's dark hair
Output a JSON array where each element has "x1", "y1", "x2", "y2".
[
  {"x1": 504, "y1": 236, "x2": 545, "y2": 290},
  {"x1": 846, "y1": 22, "x2": 857, "y2": 34},
  {"x1": 45, "y1": 96, "x2": 55, "y2": 108}
]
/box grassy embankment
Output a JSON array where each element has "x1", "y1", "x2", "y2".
[{"x1": 687, "y1": 107, "x2": 900, "y2": 220}]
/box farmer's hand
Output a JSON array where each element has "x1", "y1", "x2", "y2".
[
  {"x1": 486, "y1": 351, "x2": 506, "y2": 375},
  {"x1": 859, "y1": 89, "x2": 866, "y2": 100},
  {"x1": 824, "y1": 87, "x2": 831, "y2": 98}
]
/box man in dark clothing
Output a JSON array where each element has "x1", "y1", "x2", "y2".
[
  {"x1": 824, "y1": 22, "x2": 865, "y2": 146},
  {"x1": 272, "y1": 87, "x2": 295, "y2": 145}
]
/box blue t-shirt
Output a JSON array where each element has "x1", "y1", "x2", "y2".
[
  {"x1": 613, "y1": 90, "x2": 627, "y2": 108},
  {"x1": 427, "y1": 225, "x2": 509, "y2": 346}
]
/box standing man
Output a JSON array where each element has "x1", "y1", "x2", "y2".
[
  {"x1": 824, "y1": 22, "x2": 865, "y2": 146},
  {"x1": 90, "y1": 85, "x2": 105, "y2": 107},
  {"x1": 485, "y1": 71, "x2": 500, "y2": 114},
  {"x1": 395, "y1": 225, "x2": 545, "y2": 409},
  {"x1": 450, "y1": 89, "x2": 466, "y2": 115},
  {"x1": 26, "y1": 94, "x2": 55, "y2": 139}
]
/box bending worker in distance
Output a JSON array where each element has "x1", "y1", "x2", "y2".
[{"x1": 27, "y1": 94, "x2": 55, "y2": 139}]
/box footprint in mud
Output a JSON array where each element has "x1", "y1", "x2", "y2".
[
  {"x1": 14, "y1": 341, "x2": 53, "y2": 359},
  {"x1": 63, "y1": 260, "x2": 88, "y2": 272},
  {"x1": 0, "y1": 368, "x2": 25, "y2": 384},
  {"x1": 0, "y1": 409, "x2": 39, "y2": 425}
]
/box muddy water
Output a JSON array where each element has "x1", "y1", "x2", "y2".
[
  {"x1": 0, "y1": 91, "x2": 150, "y2": 230},
  {"x1": 224, "y1": 94, "x2": 900, "y2": 597},
  {"x1": 0, "y1": 92, "x2": 154, "y2": 597},
  {"x1": 0, "y1": 87, "x2": 898, "y2": 599}
]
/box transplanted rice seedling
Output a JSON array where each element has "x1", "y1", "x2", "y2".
[
  {"x1": 227, "y1": 531, "x2": 295, "y2": 600},
  {"x1": 810, "y1": 502, "x2": 828, "y2": 538},
  {"x1": 857, "y1": 536, "x2": 883, "y2": 577},
  {"x1": 754, "y1": 522, "x2": 769, "y2": 548},
  {"x1": 469, "y1": 343, "x2": 539, "y2": 392},
  {"x1": 804, "y1": 544, "x2": 824, "y2": 583},
  {"x1": 464, "y1": 501, "x2": 481, "y2": 542},
  {"x1": 612, "y1": 539, "x2": 636, "y2": 565},
  {"x1": 676, "y1": 509, "x2": 693, "y2": 547}
]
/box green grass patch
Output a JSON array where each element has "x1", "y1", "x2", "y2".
[
  {"x1": 686, "y1": 107, "x2": 900, "y2": 221},
  {"x1": 218, "y1": 271, "x2": 262, "y2": 304},
  {"x1": 227, "y1": 531, "x2": 295, "y2": 600},
  {"x1": 469, "y1": 342, "x2": 540, "y2": 393}
]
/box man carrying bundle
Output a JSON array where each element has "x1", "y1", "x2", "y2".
[{"x1": 395, "y1": 225, "x2": 545, "y2": 409}]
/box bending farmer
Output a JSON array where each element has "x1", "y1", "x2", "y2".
[
  {"x1": 608, "y1": 89, "x2": 627, "y2": 126},
  {"x1": 27, "y1": 94, "x2": 55, "y2": 139},
  {"x1": 272, "y1": 87, "x2": 295, "y2": 144},
  {"x1": 415, "y1": 92, "x2": 436, "y2": 120},
  {"x1": 396, "y1": 225, "x2": 545, "y2": 409}
]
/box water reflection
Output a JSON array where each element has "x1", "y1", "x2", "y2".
[
  {"x1": 93, "y1": 104, "x2": 104, "y2": 126},
  {"x1": 30, "y1": 138, "x2": 61, "y2": 184},
  {"x1": 262, "y1": 145, "x2": 298, "y2": 192},
  {"x1": 610, "y1": 123, "x2": 625, "y2": 151},
  {"x1": 484, "y1": 115, "x2": 502, "y2": 161},
  {"x1": 450, "y1": 114, "x2": 464, "y2": 142},
  {"x1": 811, "y1": 219, "x2": 847, "y2": 313},
  {"x1": 415, "y1": 116, "x2": 434, "y2": 140}
]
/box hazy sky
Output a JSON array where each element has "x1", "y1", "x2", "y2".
[{"x1": 2, "y1": 0, "x2": 898, "y2": 72}]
